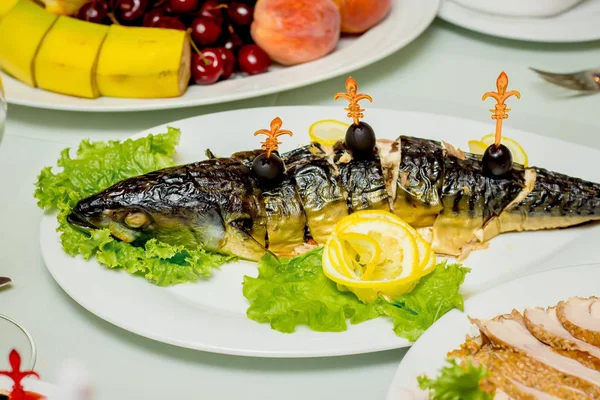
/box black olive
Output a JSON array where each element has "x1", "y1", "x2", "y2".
[
  {"x1": 252, "y1": 152, "x2": 285, "y2": 190},
  {"x1": 482, "y1": 143, "x2": 513, "y2": 178},
  {"x1": 345, "y1": 121, "x2": 376, "y2": 160}
]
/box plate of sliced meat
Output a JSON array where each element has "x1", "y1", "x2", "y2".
[{"x1": 386, "y1": 263, "x2": 600, "y2": 399}]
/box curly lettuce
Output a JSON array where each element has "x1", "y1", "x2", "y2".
[
  {"x1": 243, "y1": 248, "x2": 469, "y2": 341},
  {"x1": 418, "y1": 359, "x2": 493, "y2": 400},
  {"x1": 35, "y1": 128, "x2": 233, "y2": 286}
]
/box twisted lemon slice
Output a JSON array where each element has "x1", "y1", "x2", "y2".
[{"x1": 322, "y1": 210, "x2": 436, "y2": 303}]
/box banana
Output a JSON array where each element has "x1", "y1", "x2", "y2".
[
  {"x1": 34, "y1": 16, "x2": 109, "y2": 98},
  {"x1": 96, "y1": 25, "x2": 191, "y2": 99},
  {"x1": 0, "y1": 0, "x2": 19, "y2": 18},
  {"x1": 39, "y1": 0, "x2": 88, "y2": 15},
  {"x1": 0, "y1": 0, "x2": 57, "y2": 87}
]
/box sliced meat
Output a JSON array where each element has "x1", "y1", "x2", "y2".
[
  {"x1": 524, "y1": 306, "x2": 600, "y2": 361},
  {"x1": 557, "y1": 297, "x2": 600, "y2": 347},
  {"x1": 471, "y1": 311, "x2": 600, "y2": 393},
  {"x1": 510, "y1": 379, "x2": 563, "y2": 400},
  {"x1": 473, "y1": 346, "x2": 596, "y2": 399}
]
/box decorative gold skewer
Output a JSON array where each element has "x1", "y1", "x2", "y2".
[
  {"x1": 334, "y1": 76, "x2": 373, "y2": 125},
  {"x1": 482, "y1": 71, "x2": 521, "y2": 147},
  {"x1": 254, "y1": 117, "x2": 293, "y2": 159}
]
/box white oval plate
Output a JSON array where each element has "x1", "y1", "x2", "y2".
[
  {"x1": 3, "y1": 0, "x2": 439, "y2": 112},
  {"x1": 438, "y1": 0, "x2": 600, "y2": 43},
  {"x1": 385, "y1": 263, "x2": 600, "y2": 399},
  {"x1": 40, "y1": 106, "x2": 600, "y2": 358}
]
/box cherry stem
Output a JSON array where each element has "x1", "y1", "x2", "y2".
[
  {"x1": 186, "y1": 30, "x2": 212, "y2": 67},
  {"x1": 153, "y1": 0, "x2": 166, "y2": 7},
  {"x1": 228, "y1": 24, "x2": 234, "y2": 34},
  {"x1": 107, "y1": 12, "x2": 120, "y2": 25},
  {"x1": 213, "y1": 4, "x2": 228, "y2": 9}
]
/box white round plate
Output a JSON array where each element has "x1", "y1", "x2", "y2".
[
  {"x1": 385, "y1": 263, "x2": 600, "y2": 399},
  {"x1": 438, "y1": 0, "x2": 600, "y2": 43},
  {"x1": 40, "y1": 106, "x2": 600, "y2": 358},
  {"x1": 0, "y1": 376, "x2": 55, "y2": 398},
  {"x1": 3, "y1": 0, "x2": 439, "y2": 112}
]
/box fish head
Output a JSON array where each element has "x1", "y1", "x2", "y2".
[
  {"x1": 67, "y1": 184, "x2": 157, "y2": 243},
  {"x1": 67, "y1": 170, "x2": 226, "y2": 250}
]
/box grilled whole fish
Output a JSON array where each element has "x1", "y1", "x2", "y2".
[{"x1": 68, "y1": 136, "x2": 600, "y2": 261}]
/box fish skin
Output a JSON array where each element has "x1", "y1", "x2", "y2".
[
  {"x1": 68, "y1": 136, "x2": 600, "y2": 261},
  {"x1": 334, "y1": 142, "x2": 389, "y2": 213},
  {"x1": 69, "y1": 158, "x2": 267, "y2": 261}
]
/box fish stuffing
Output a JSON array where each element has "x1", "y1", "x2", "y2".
[{"x1": 68, "y1": 136, "x2": 600, "y2": 261}]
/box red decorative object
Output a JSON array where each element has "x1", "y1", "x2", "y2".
[{"x1": 0, "y1": 350, "x2": 40, "y2": 400}]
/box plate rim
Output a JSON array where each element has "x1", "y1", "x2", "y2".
[
  {"x1": 4, "y1": 0, "x2": 440, "y2": 112},
  {"x1": 438, "y1": 0, "x2": 600, "y2": 43},
  {"x1": 385, "y1": 262, "x2": 600, "y2": 399},
  {"x1": 38, "y1": 106, "x2": 600, "y2": 358}
]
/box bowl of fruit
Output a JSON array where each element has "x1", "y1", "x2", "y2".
[{"x1": 0, "y1": 0, "x2": 440, "y2": 111}]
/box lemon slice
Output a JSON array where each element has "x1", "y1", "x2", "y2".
[
  {"x1": 308, "y1": 119, "x2": 349, "y2": 146},
  {"x1": 323, "y1": 210, "x2": 436, "y2": 303},
  {"x1": 474, "y1": 134, "x2": 529, "y2": 167},
  {"x1": 468, "y1": 140, "x2": 488, "y2": 155}
]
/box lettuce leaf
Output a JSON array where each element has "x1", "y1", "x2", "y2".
[
  {"x1": 243, "y1": 249, "x2": 469, "y2": 340},
  {"x1": 35, "y1": 128, "x2": 234, "y2": 286},
  {"x1": 417, "y1": 359, "x2": 493, "y2": 400},
  {"x1": 362, "y1": 262, "x2": 470, "y2": 342}
]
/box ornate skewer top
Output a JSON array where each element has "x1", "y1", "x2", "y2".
[
  {"x1": 253, "y1": 117, "x2": 293, "y2": 159},
  {"x1": 482, "y1": 71, "x2": 521, "y2": 146},
  {"x1": 334, "y1": 77, "x2": 373, "y2": 125}
]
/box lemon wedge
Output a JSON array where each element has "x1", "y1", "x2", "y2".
[
  {"x1": 322, "y1": 210, "x2": 436, "y2": 303},
  {"x1": 469, "y1": 134, "x2": 529, "y2": 167},
  {"x1": 308, "y1": 119, "x2": 349, "y2": 146}
]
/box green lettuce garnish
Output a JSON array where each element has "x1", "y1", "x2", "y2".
[
  {"x1": 418, "y1": 359, "x2": 493, "y2": 400},
  {"x1": 35, "y1": 128, "x2": 234, "y2": 286},
  {"x1": 243, "y1": 248, "x2": 469, "y2": 341}
]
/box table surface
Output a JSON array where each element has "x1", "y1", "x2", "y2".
[{"x1": 1, "y1": 17, "x2": 600, "y2": 400}]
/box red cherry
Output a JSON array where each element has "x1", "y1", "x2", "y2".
[
  {"x1": 190, "y1": 16, "x2": 222, "y2": 46},
  {"x1": 154, "y1": 16, "x2": 186, "y2": 30},
  {"x1": 237, "y1": 44, "x2": 271, "y2": 75},
  {"x1": 199, "y1": 0, "x2": 223, "y2": 24},
  {"x1": 114, "y1": 0, "x2": 148, "y2": 24},
  {"x1": 169, "y1": 0, "x2": 198, "y2": 14},
  {"x1": 143, "y1": 8, "x2": 164, "y2": 26},
  {"x1": 77, "y1": 1, "x2": 109, "y2": 23},
  {"x1": 216, "y1": 47, "x2": 235, "y2": 79},
  {"x1": 224, "y1": 32, "x2": 243, "y2": 51},
  {"x1": 228, "y1": 2, "x2": 252, "y2": 26},
  {"x1": 191, "y1": 48, "x2": 224, "y2": 85}
]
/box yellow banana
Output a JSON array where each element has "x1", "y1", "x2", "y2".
[
  {"x1": 96, "y1": 25, "x2": 191, "y2": 99},
  {"x1": 39, "y1": 0, "x2": 88, "y2": 15},
  {"x1": 0, "y1": 0, "x2": 19, "y2": 18},
  {"x1": 0, "y1": 0, "x2": 57, "y2": 87},
  {"x1": 35, "y1": 16, "x2": 109, "y2": 98}
]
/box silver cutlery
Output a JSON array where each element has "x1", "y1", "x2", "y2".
[
  {"x1": 0, "y1": 276, "x2": 11, "y2": 288},
  {"x1": 530, "y1": 67, "x2": 600, "y2": 93}
]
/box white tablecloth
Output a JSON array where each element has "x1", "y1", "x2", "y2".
[{"x1": 1, "y1": 19, "x2": 599, "y2": 399}]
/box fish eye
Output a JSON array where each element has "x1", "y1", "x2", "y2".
[{"x1": 124, "y1": 212, "x2": 149, "y2": 228}]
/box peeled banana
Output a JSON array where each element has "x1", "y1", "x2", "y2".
[
  {"x1": 39, "y1": 0, "x2": 88, "y2": 16},
  {"x1": 0, "y1": 0, "x2": 19, "y2": 18},
  {"x1": 0, "y1": 0, "x2": 57, "y2": 87},
  {"x1": 96, "y1": 25, "x2": 191, "y2": 99},
  {"x1": 35, "y1": 16, "x2": 109, "y2": 98},
  {"x1": 0, "y1": 0, "x2": 192, "y2": 99}
]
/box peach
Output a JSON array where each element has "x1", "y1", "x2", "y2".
[
  {"x1": 334, "y1": 0, "x2": 392, "y2": 34},
  {"x1": 250, "y1": 0, "x2": 341, "y2": 66}
]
